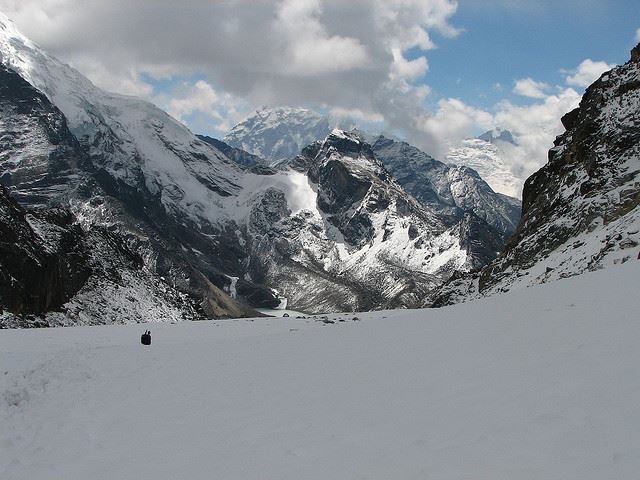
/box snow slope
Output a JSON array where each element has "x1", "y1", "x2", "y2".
[{"x1": 2, "y1": 261, "x2": 640, "y2": 479}]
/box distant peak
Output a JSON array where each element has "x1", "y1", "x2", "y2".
[
  {"x1": 254, "y1": 105, "x2": 321, "y2": 119},
  {"x1": 478, "y1": 128, "x2": 517, "y2": 146}
]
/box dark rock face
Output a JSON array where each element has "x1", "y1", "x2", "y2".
[
  {"x1": 455, "y1": 213, "x2": 506, "y2": 271},
  {"x1": 432, "y1": 44, "x2": 640, "y2": 306},
  {"x1": 0, "y1": 186, "x2": 89, "y2": 315},
  {"x1": 243, "y1": 130, "x2": 487, "y2": 313}
]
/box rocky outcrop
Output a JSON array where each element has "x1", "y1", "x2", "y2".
[{"x1": 243, "y1": 130, "x2": 486, "y2": 313}]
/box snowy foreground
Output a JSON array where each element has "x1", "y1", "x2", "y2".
[{"x1": 2, "y1": 263, "x2": 640, "y2": 479}]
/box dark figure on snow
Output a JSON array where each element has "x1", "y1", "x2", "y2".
[{"x1": 141, "y1": 330, "x2": 151, "y2": 345}]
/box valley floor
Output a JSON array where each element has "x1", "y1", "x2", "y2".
[{"x1": 1, "y1": 262, "x2": 640, "y2": 479}]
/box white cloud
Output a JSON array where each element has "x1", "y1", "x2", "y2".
[
  {"x1": 389, "y1": 48, "x2": 428, "y2": 81},
  {"x1": 0, "y1": 0, "x2": 459, "y2": 139},
  {"x1": 0, "y1": 0, "x2": 595, "y2": 194},
  {"x1": 565, "y1": 59, "x2": 614, "y2": 88},
  {"x1": 513, "y1": 78, "x2": 550, "y2": 99},
  {"x1": 493, "y1": 88, "x2": 582, "y2": 180},
  {"x1": 66, "y1": 56, "x2": 153, "y2": 97},
  {"x1": 155, "y1": 80, "x2": 249, "y2": 134},
  {"x1": 328, "y1": 106, "x2": 384, "y2": 124},
  {"x1": 274, "y1": 0, "x2": 369, "y2": 76}
]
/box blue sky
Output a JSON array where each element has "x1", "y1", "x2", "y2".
[{"x1": 418, "y1": 1, "x2": 639, "y2": 110}]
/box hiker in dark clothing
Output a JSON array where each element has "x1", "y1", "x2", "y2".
[{"x1": 141, "y1": 330, "x2": 151, "y2": 345}]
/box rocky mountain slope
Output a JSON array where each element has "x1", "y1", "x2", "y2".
[
  {"x1": 0, "y1": 61, "x2": 263, "y2": 327},
  {"x1": 433, "y1": 44, "x2": 640, "y2": 306},
  {"x1": 245, "y1": 130, "x2": 489, "y2": 312},
  {"x1": 226, "y1": 109, "x2": 522, "y2": 246},
  {"x1": 370, "y1": 135, "x2": 521, "y2": 237},
  {"x1": 197, "y1": 135, "x2": 264, "y2": 169},
  {"x1": 0, "y1": 14, "x2": 270, "y2": 324},
  {"x1": 0, "y1": 64, "x2": 85, "y2": 208},
  {"x1": 0, "y1": 184, "x2": 205, "y2": 328}
]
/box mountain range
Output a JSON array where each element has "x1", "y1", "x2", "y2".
[
  {"x1": 0, "y1": 13, "x2": 524, "y2": 325},
  {"x1": 1, "y1": 9, "x2": 638, "y2": 327}
]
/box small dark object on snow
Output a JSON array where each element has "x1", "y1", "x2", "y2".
[
  {"x1": 282, "y1": 313, "x2": 290, "y2": 317},
  {"x1": 141, "y1": 330, "x2": 151, "y2": 345}
]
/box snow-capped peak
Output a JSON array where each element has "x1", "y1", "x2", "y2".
[
  {"x1": 0, "y1": 11, "x2": 39, "y2": 83},
  {"x1": 477, "y1": 128, "x2": 517, "y2": 146},
  {"x1": 224, "y1": 107, "x2": 356, "y2": 164},
  {"x1": 446, "y1": 136, "x2": 522, "y2": 198}
]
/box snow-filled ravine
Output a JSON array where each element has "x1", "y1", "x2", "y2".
[{"x1": 2, "y1": 262, "x2": 640, "y2": 479}]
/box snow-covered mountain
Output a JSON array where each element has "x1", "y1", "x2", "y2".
[
  {"x1": 224, "y1": 107, "x2": 352, "y2": 164},
  {"x1": 246, "y1": 129, "x2": 495, "y2": 312},
  {"x1": 446, "y1": 130, "x2": 522, "y2": 199},
  {"x1": 225, "y1": 108, "x2": 521, "y2": 236},
  {"x1": 434, "y1": 44, "x2": 640, "y2": 306},
  {"x1": 0, "y1": 13, "x2": 277, "y2": 323},
  {"x1": 0, "y1": 63, "x2": 259, "y2": 327},
  {"x1": 0, "y1": 63, "x2": 85, "y2": 208},
  {"x1": 0, "y1": 13, "x2": 513, "y2": 322},
  {"x1": 371, "y1": 135, "x2": 521, "y2": 237}
]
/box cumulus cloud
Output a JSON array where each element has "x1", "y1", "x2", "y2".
[
  {"x1": 493, "y1": 88, "x2": 582, "y2": 180},
  {"x1": 389, "y1": 47, "x2": 428, "y2": 82},
  {"x1": 0, "y1": 0, "x2": 458, "y2": 137},
  {"x1": 565, "y1": 59, "x2": 615, "y2": 88},
  {"x1": 154, "y1": 80, "x2": 249, "y2": 133},
  {"x1": 273, "y1": 0, "x2": 369, "y2": 76},
  {"x1": 410, "y1": 81, "x2": 582, "y2": 195},
  {"x1": 513, "y1": 78, "x2": 550, "y2": 99},
  {"x1": 416, "y1": 98, "x2": 494, "y2": 157}
]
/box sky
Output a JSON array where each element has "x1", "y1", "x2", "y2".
[{"x1": 0, "y1": 0, "x2": 638, "y2": 184}]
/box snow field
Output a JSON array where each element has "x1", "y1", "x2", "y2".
[{"x1": 2, "y1": 261, "x2": 640, "y2": 479}]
